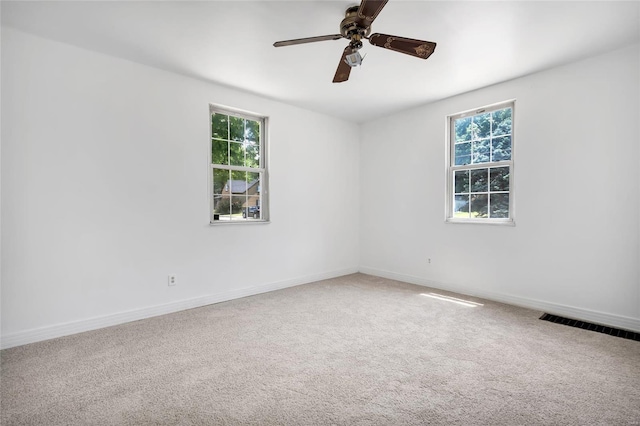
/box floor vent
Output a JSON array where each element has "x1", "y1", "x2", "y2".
[{"x1": 539, "y1": 314, "x2": 640, "y2": 342}]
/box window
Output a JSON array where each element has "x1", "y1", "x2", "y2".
[
  {"x1": 210, "y1": 105, "x2": 268, "y2": 223},
  {"x1": 446, "y1": 101, "x2": 514, "y2": 224}
]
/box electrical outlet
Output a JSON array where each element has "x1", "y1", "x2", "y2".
[
  {"x1": 168, "y1": 274, "x2": 177, "y2": 286},
  {"x1": 427, "y1": 258, "x2": 431, "y2": 264}
]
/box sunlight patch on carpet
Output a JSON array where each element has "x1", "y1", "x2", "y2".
[{"x1": 420, "y1": 293, "x2": 484, "y2": 307}]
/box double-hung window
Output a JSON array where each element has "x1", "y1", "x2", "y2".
[
  {"x1": 446, "y1": 101, "x2": 514, "y2": 224},
  {"x1": 210, "y1": 105, "x2": 268, "y2": 223}
]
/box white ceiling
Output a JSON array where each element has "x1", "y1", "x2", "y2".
[{"x1": 2, "y1": 1, "x2": 639, "y2": 123}]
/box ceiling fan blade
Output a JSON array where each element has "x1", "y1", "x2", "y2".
[
  {"x1": 369, "y1": 33, "x2": 437, "y2": 59},
  {"x1": 356, "y1": 0, "x2": 389, "y2": 27},
  {"x1": 333, "y1": 46, "x2": 353, "y2": 83},
  {"x1": 273, "y1": 34, "x2": 343, "y2": 47}
]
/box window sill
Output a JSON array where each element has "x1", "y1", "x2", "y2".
[
  {"x1": 445, "y1": 218, "x2": 515, "y2": 226},
  {"x1": 209, "y1": 220, "x2": 270, "y2": 226}
]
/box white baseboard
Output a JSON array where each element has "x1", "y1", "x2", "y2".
[
  {"x1": 359, "y1": 267, "x2": 640, "y2": 333},
  {"x1": 0, "y1": 267, "x2": 359, "y2": 350}
]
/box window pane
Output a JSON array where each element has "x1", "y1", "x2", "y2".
[
  {"x1": 247, "y1": 172, "x2": 259, "y2": 188},
  {"x1": 472, "y1": 139, "x2": 490, "y2": 164},
  {"x1": 470, "y1": 194, "x2": 488, "y2": 218},
  {"x1": 491, "y1": 136, "x2": 511, "y2": 162},
  {"x1": 243, "y1": 205, "x2": 261, "y2": 220},
  {"x1": 213, "y1": 168, "x2": 229, "y2": 195},
  {"x1": 231, "y1": 170, "x2": 247, "y2": 184},
  {"x1": 454, "y1": 170, "x2": 469, "y2": 193},
  {"x1": 245, "y1": 142, "x2": 260, "y2": 168},
  {"x1": 230, "y1": 116, "x2": 245, "y2": 142},
  {"x1": 244, "y1": 172, "x2": 261, "y2": 219},
  {"x1": 228, "y1": 171, "x2": 249, "y2": 220},
  {"x1": 492, "y1": 108, "x2": 512, "y2": 136},
  {"x1": 455, "y1": 143, "x2": 471, "y2": 166},
  {"x1": 455, "y1": 117, "x2": 472, "y2": 142},
  {"x1": 490, "y1": 193, "x2": 509, "y2": 218},
  {"x1": 454, "y1": 195, "x2": 469, "y2": 218},
  {"x1": 212, "y1": 113, "x2": 228, "y2": 140},
  {"x1": 470, "y1": 168, "x2": 488, "y2": 192},
  {"x1": 212, "y1": 195, "x2": 222, "y2": 220},
  {"x1": 212, "y1": 139, "x2": 228, "y2": 165},
  {"x1": 229, "y1": 142, "x2": 244, "y2": 166},
  {"x1": 230, "y1": 195, "x2": 245, "y2": 220},
  {"x1": 473, "y1": 112, "x2": 491, "y2": 139},
  {"x1": 490, "y1": 167, "x2": 509, "y2": 192},
  {"x1": 245, "y1": 119, "x2": 260, "y2": 142},
  {"x1": 214, "y1": 195, "x2": 231, "y2": 219}
]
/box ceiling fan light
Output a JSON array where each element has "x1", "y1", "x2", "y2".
[{"x1": 345, "y1": 51, "x2": 363, "y2": 67}]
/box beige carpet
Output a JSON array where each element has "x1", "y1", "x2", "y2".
[{"x1": 2, "y1": 273, "x2": 639, "y2": 425}]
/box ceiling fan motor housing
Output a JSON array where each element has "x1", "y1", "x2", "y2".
[{"x1": 340, "y1": 5, "x2": 371, "y2": 48}]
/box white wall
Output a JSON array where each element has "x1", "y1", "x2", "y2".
[
  {"x1": 1, "y1": 28, "x2": 360, "y2": 347},
  {"x1": 360, "y1": 44, "x2": 640, "y2": 331}
]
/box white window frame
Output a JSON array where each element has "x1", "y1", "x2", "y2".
[
  {"x1": 209, "y1": 104, "x2": 269, "y2": 225},
  {"x1": 445, "y1": 100, "x2": 515, "y2": 225}
]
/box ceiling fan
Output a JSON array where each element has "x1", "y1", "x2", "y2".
[{"x1": 273, "y1": 0, "x2": 436, "y2": 83}]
